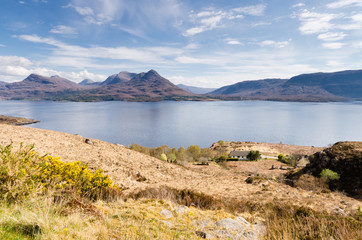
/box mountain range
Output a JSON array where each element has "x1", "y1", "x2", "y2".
[
  {"x1": 0, "y1": 69, "x2": 361, "y2": 102},
  {"x1": 209, "y1": 70, "x2": 362, "y2": 101},
  {"x1": 0, "y1": 70, "x2": 196, "y2": 101}
]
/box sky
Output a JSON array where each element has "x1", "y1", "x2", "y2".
[{"x1": 0, "y1": 0, "x2": 362, "y2": 87}]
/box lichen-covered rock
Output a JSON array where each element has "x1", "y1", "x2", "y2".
[
  {"x1": 160, "y1": 209, "x2": 173, "y2": 219},
  {"x1": 215, "y1": 218, "x2": 246, "y2": 232}
]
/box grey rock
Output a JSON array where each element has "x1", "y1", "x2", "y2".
[
  {"x1": 215, "y1": 230, "x2": 235, "y2": 239},
  {"x1": 160, "y1": 209, "x2": 173, "y2": 219},
  {"x1": 175, "y1": 205, "x2": 188, "y2": 214},
  {"x1": 243, "y1": 231, "x2": 258, "y2": 240},
  {"x1": 216, "y1": 218, "x2": 246, "y2": 232}
]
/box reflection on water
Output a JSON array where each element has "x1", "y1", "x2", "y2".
[{"x1": 0, "y1": 100, "x2": 361, "y2": 148}]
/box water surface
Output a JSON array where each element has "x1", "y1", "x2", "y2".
[{"x1": 1, "y1": 100, "x2": 361, "y2": 148}]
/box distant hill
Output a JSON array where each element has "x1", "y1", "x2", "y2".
[
  {"x1": 2, "y1": 69, "x2": 361, "y2": 102},
  {"x1": 79, "y1": 79, "x2": 101, "y2": 86},
  {"x1": 0, "y1": 70, "x2": 198, "y2": 101},
  {"x1": 177, "y1": 84, "x2": 217, "y2": 94},
  {"x1": 0, "y1": 74, "x2": 87, "y2": 99},
  {"x1": 100, "y1": 71, "x2": 136, "y2": 86},
  {"x1": 92, "y1": 70, "x2": 195, "y2": 100},
  {"x1": 210, "y1": 70, "x2": 362, "y2": 101}
]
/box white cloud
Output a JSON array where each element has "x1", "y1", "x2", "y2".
[
  {"x1": 64, "y1": 0, "x2": 183, "y2": 31},
  {"x1": 19, "y1": 1, "x2": 25, "y2": 4},
  {"x1": 183, "y1": 4, "x2": 265, "y2": 36},
  {"x1": 184, "y1": 43, "x2": 198, "y2": 49},
  {"x1": 50, "y1": 25, "x2": 77, "y2": 35},
  {"x1": 322, "y1": 42, "x2": 344, "y2": 49},
  {"x1": 175, "y1": 56, "x2": 202, "y2": 64},
  {"x1": 327, "y1": 0, "x2": 362, "y2": 9},
  {"x1": 0, "y1": 55, "x2": 107, "y2": 83},
  {"x1": 317, "y1": 32, "x2": 346, "y2": 41},
  {"x1": 298, "y1": 10, "x2": 339, "y2": 35},
  {"x1": 292, "y1": 3, "x2": 305, "y2": 8},
  {"x1": 226, "y1": 38, "x2": 243, "y2": 45},
  {"x1": 0, "y1": 56, "x2": 33, "y2": 67},
  {"x1": 63, "y1": 4, "x2": 94, "y2": 16},
  {"x1": 260, "y1": 40, "x2": 290, "y2": 48},
  {"x1": 17, "y1": 34, "x2": 183, "y2": 65},
  {"x1": 233, "y1": 4, "x2": 266, "y2": 16},
  {"x1": 0, "y1": 44, "x2": 5, "y2": 47}
]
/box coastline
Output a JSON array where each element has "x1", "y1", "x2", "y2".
[{"x1": 0, "y1": 114, "x2": 39, "y2": 126}]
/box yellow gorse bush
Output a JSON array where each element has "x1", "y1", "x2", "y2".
[{"x1": 0, "y1": 143, "x2": 119, "y2": 202}]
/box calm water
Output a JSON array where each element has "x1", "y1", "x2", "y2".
[{"x1": 1, "y1": 100, "x2": 361, "y2": 148}]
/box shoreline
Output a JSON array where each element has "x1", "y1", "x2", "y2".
[{"x1": 0, "y1": 114, "x2": 39, "y2": 126}]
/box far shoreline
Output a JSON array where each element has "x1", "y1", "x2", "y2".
[{"x1": 0, "y1": 115, "x2": 39, "y2": 126}]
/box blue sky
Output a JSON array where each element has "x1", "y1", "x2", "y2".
[{"x1": 0, "y1": 0, "x2": 361, "y2": 87}]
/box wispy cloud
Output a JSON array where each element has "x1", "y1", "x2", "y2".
[
  {"x1": 317, "y1": 32, "x2": 346, "y2": 41},
  {"x1": 327, "y1": 0, "x2": 362, "y2": 9},
  {"x1": 184, "y1": 4, "x2": 266, "y2": 36},
  {"x1": 17, "y1": 34, "x2": 183, "y2": 65},
  {"x1": 64, "y1": 0, "x2": 183, "y2": 36},
  {"x1": 298, "y1": 10, "x2": 339, "y2": 35},
  {"x1": 292, "y1": 3, "x2": 305, "y2": 8},
  {"x1": 260, "y1": 40, "x2": 290, "y2": 48},
  {"x1": 226, "y1": 38, "x2": 243, "y2": 45},
  {"x1": 233, "y1": 4, "x2": 266, "y2": 16},
  {"x1": 0, "y1": 44, "x2": 5, "y2": 47},
  {"x1": 50, "y1": 25, "x2": 77, "y2": 35},
  {"x1": 322, "y1": 42, "x2": 344, "y2": 49}
]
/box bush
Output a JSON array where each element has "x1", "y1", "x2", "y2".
[
  {"x1": 0, "y1": 143, "x2": 119, "y2": 203},
  {"x1": 247, "y1": 150, "x2": 261, "y2": 161},
  {"x1": 217, "y1": 140, "x2": 225, "y2": 146},
  {"x1": 160, "y1": 153, "x2": 167, "y2": 161},
  {"x1": 320, "y1": 169, "x2": 340, "y2": 182},
  {"x1": 277, "y1": 154, "x2": 298, "y2": 167}
]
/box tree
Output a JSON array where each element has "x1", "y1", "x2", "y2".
[
  {"x1": 187, "y1": 145, "x2": 201, "y2": 161},
  {"x1": 247, "y1": 150, "x2": 261, "y2": 161}
]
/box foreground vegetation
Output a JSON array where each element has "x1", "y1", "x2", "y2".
[{"x1": 0, "y1": 144, "x2": 361, "y2": 239}]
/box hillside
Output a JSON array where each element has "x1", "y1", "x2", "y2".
[
  {"x1": 0, "y1": 124, "x2": 359, "y2": 214},
  {"x1": 210, "y1": 70, "x2": 362, "y2": 101},
  {"x1": 0, "y1": 74, "x2": 87, "y2": 99},
  {"x1": 0, "y1": 124, "x2": 361, "y2": 239}
]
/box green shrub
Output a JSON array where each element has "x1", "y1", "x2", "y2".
[
  {"x1": 247, "y1": 150, "x2": 261, "y2": 161},
  {"x1": 277, "y1": 154, "x2": 297, "y2": 167},
  {"x1": 320, "y1": 169, "x2": 340, "y2": 182},
  {"x1": 160, "y1": 153, "x2": 167, "y2": 161},
  {"x1": 217, "y1": 140, "x2": 225, "y2": 146}
]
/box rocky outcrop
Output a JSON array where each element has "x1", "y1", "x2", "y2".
[{"x1": 306, "y1": 142, "x2": 362, "y2": 197}]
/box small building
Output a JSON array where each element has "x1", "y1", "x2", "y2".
[{"x1": 228, "y1": 150, "x2": 249, "y2": 161}]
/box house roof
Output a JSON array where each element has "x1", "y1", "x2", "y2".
[{"x1": 229, "y1": 150, "x2": 249, "y2": 156}]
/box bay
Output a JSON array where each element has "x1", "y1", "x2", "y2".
[{"x1": 0, "y1": 100, "x2": 361, "y2": 148}]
